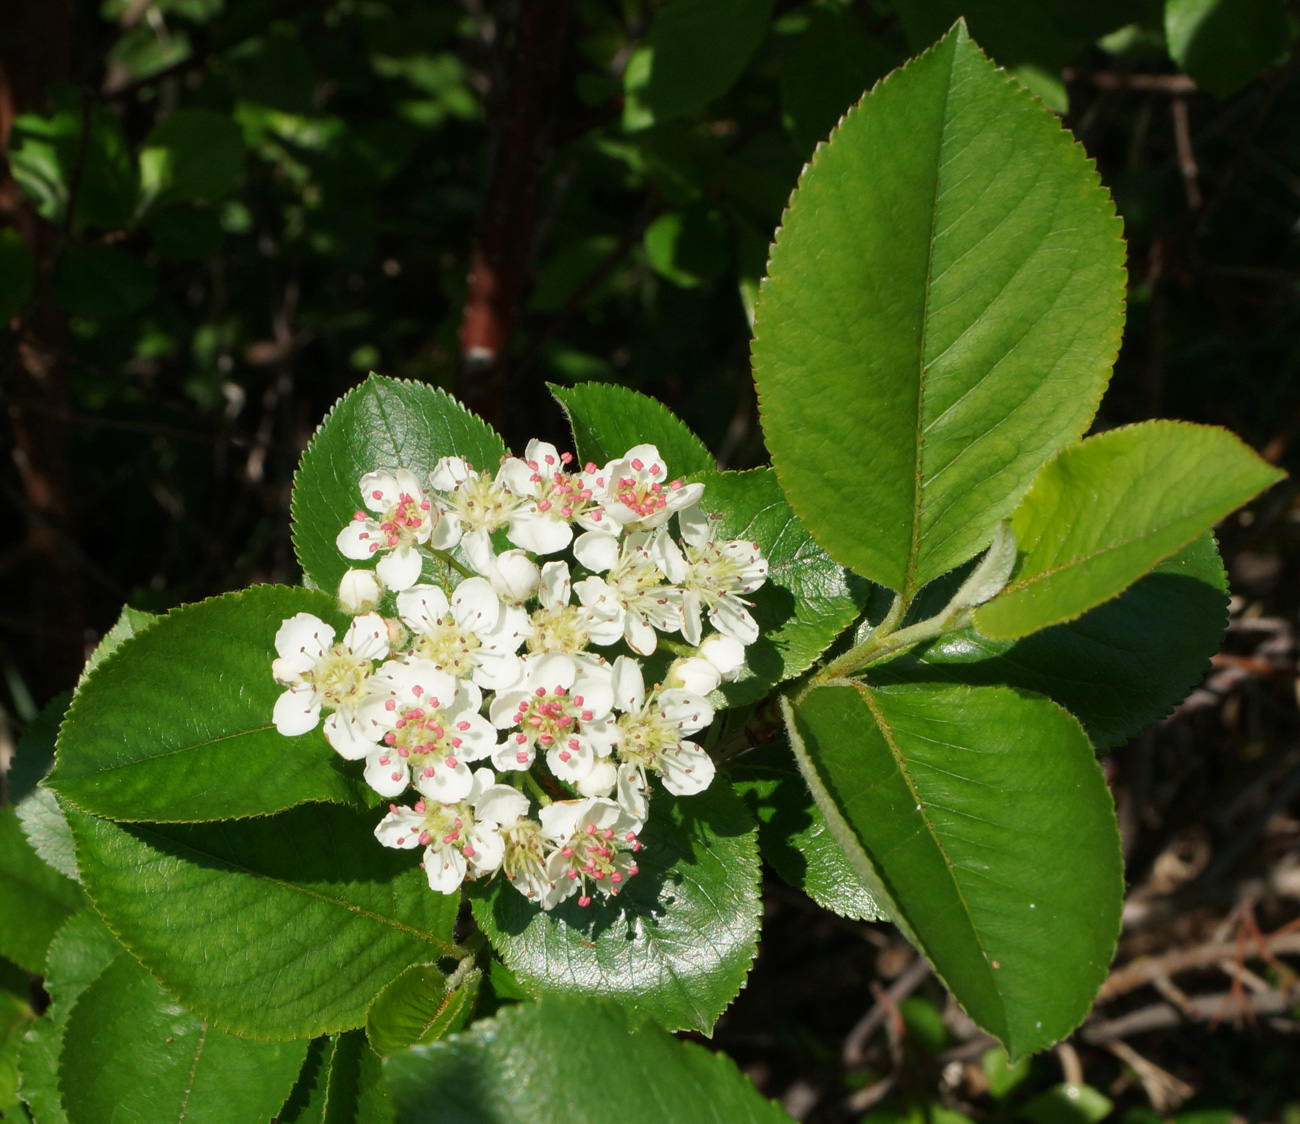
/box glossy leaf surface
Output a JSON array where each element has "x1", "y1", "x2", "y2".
[
  {"x1": 753, "y1": 24, "x2": 1125, "y2": 596},
  {"x1": 876, "y1": 533, "x2": 1228, "y2": 748},
  {"x1": 365, "y1": 963, "x2": 478, "y2": 1056},
  {"x1": 975, "y1": 422, "x2": 1282, "y2": 639},
  {"x1": 291, "y1": 374, "x2": 506, "y2": 596},
  {"x1": 385, "y1": 995, "x2": 795, "y2": 1124},
  {"x1": 0, "y1": 808, "x2": 84, "y2": 974},
  {"x1": 49, "y1": 586, "x2": 362, "y2": 822},
  {"x1": 278, "y1": 1033, "x2": 394, "y2": 1124},
  {"x1": 60, "y1": 954, "x2": 307, "y2": 1124},
  {"x1": 470, "y1": 783, "x2": 760, "y2": 1034},
  {"x1": 788, "y1": 682, "x2": 1122, "y2": 1057},
  {"x1": 551, "y1": 381, "x2": 714, "y2": 475},
  {"x1": 68, "y1": 804, "x2": 459, "y2": 1040}
]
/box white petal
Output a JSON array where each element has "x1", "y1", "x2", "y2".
[
  {"x1": 508, "y1": 511, "x2": 573, "y2": 557},
  {"x1": 342, "y1": 613, "x2": 390, "y2": 660},
  {"x1": 547, "y1": 739, "x2": 593, "y2": 784},
  {"x1": 423, "y1": 843, "x2": 468, "y2": 894},
  {"x1": 461, "y1": 528, "x2": 496, "y2": 576},
  {"x1": 677, "y1": 503, "x2": 711, "y2": 548},
  {"x1": 465, "y1": 827, "x2": 504, "y2": 875},
  {"x1": 324, "y1": 712, "x2": 377, "y2": 760},
  {"x1": 397, "y1": 584, "x2": 452, "y2": 634},
  {"x1": 374, "y1": 807, "x2": 424, "y2": 849},
  {"x1": 624, "y1": 615, "x2": 657, "y2": 656},
  {"x1": 377, "y1": 545, "x2": 424, "y2": 592},
  {"x1": 700, "y1": 633, "x2": 746, "y2": 678},
  {"x1": 680, "y1": 590, "x2": 703, "y2": 646},
  {"x1": 429, "y1": 509, "x2": 463, "y2": 550},
  {"x1": 488, "y1": 549, "x2": 540, "y2": 603},
  {"x1": 610, "y1": 656, "x2": 644, "y2": 713},
  {"x1": 659, "y1": 689, "x2": 714, "y2": 735},
  {"x1": 274, "y1": 613, "x2": 334, "y2": 664},
  {"x1": 364, "y1": 750, "x2": 410, "y2": 797},
  {"x1": 577, "y1": 759, "x2": 617, "y2": 797},
  {"x1": 451, "y1": 577, "x2": 502, "y2": 633},
  {"x1": 492, "y1": 739, "x2": 534, "y2": 771},
  {"x1": 572, "y1": 530, "x2": 620, "y2": 573},
  {"x1": 471, "y1": 648, "x2": 522, "y2": 693},
  {"x1": 616, "y1": 762, "x2": 649, "y2": 822},
  {"x1": 359, "y1": 470, "x2": 399, "y2": 513},
  {"x1": 272, "y1": 688, "x2": 320, "y2": 737},
  {"x1": 659, "y1": 740, "x2": 715, "y2": 795},
  {"x1": 538, "y1": 560, "x2": 571, "y2": 612},
  {"x1": 414, "y1": 759, "x2": 473, "y2": 803},
  {"x1": 668, "y1": 656, "x2": 720, "y2": 697},
  {"x1": 338, "y1": 568, "x2": 383, "y2": 612},
  {"x1": 429, "y1": 456, "x2": 471, "y2": 492},
  {"x1": 653, "y1": 533, "x2": 687, "y2": 583},
  {"x1": 474, "y1": 785, "x2": 530, "y2": 826},
  {"x1": 712, "y1": 598, "x2": 759, "y2": 645},
  {"x1": 336, "y1": 520, "x2": 381, "y2": 561}
]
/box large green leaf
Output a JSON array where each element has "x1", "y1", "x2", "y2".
[
  {"x1": 291, "y1": 374, "x2": 506, "y2": 595},
  {"x1": 59, "y1": 954, "x2": 307, "y2": 1124},
  {"x1": 385, "y1": 995, "x2": 795, "y2": 1124},
  {"x1": 279, "y1": 1033, "x2": 394, "y2": 1124},
  {"x1": 974, "y1": 422, "x2": 1282, "y2": 640},
  {"x1": 732, "y1": 741, "x2": 884, "y2": 921},
  {"x1": 49, "y1": 586, "x2": 363, "y2": 823},
  {"x1": 692, "y1": 468, "x2": 879, "y2": 706},
  {"x1": 0, "y1": 808, "x2": 85, "y2": 974},
  {"x1": 365, "y1": 963, "x2": 478, "y2": 1055},
  {"x1": 876, "y1": 532, "x2": 1228, "y2": 748},
  {"x1": 752, "y1": 24, "x2": 1125, "y2": 597},
  {"x1": 1166, "y1": 0, "x2": 1291, "y2": 97},
  {"x1": 0, "y1": 990, "x2": 31, "y2": 1118},
  {"x1": 470, "y1": 783, "x2": 760, "y2": 1035},
  {"x1": 67, "y1": 803, "x2": 460, "y2": 1040},
  {"x1": 17, "y1": 910, "x2": 123, "y2": 1124},
  {"x1": 622, "y1": 0, "x2": 775, "y2": 131},
  {"x1": 550, "y1": 381, "x2": 715, "y2": 475},
  {"x1": 786, "y1": 682, "x2": 1122, "y2": 1057}
]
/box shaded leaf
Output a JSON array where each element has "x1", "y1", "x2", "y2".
[
  {"x1": 365, "y1": 963, "x2": 478, "y2": 1055},
  {"x1": 385, "y1": 995, "x2": 795, "y2": 1124},
  {"x1": 140, "y1": 108, "x2": 246, "y2": 204},
  {"x1": 0, "y1": 808, "x2": 85, "y2": 974},
  {"x1": 51, "y1": 246, "x2": 155, "y2": 321},
  {"x1": 470, "y1": 782, "x2": 760, "y2": 1034},
  {"x1": 551, "y1": 381, "x2": 715, "y2": 475},
  {"x1": 279, "y1": 1032, "x2": 394, "y2": 1124},
  {"x1": 67, "y1": 803, "x2": 459, "y2": 1040},
  {"x1": 753, "y1": 24, "x2": 1125, "y2": 596},
  {"x1": 0, "y1": 230, "x2": 34, "y2": 325},
  {"x1": 1166, "y1": 0, "x2": 1291, "y2": 97}
]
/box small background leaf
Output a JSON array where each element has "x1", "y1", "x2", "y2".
[
  {"x1": 551, "y1": 380, "x2": 715, "y2": 475},
  {"x1": 974, "y1": 422, "x2": 1282, "y2": 639},
  {"x1": 140, "y1": 108, "x2": 246, "y2": 205},
  {"x1": 384, "y1": 995, "x2": 796, "y2": 1124},
  {"x1": 59, "y1": 953, "x2": 307, "y2": 1124},
  {"x1": 365, "y1": 963, "x2": 478, "y2": 1056},
  {"x1": 470, "y1": 782, "x2": 760, "y2": 1035},
  {"x1": 789, "y1": 682, "x2": 1122, "y2": 1057},
  {"x1": 291, "y1": 374, "x2": 506, "y2": 596},
  {"x1": 49, "y1": 586, "x2": 363, "y2": 822},
  {"x1": 67, "y1": 803, "x2": 459, "y2": 1040},
  {"x1": 1165, "y1": 0, "x2": 1291, "y2": 97},
  {"x1": 753, "y1": 24, "x2": 1125, "y2": 596},
  {"x1": 0, "y1": 808, "x2": 85, "y2": 974},
  {"x1": 622, "y1": 0, "x2": 776, "y2": 131}
]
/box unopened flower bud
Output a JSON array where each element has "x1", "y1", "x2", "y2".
[
  {"x1": 699, "y1": 633, "x2": 745, "y2": 681},
  {"x1": 576, "y1": 759, "x2": 617, "y2": 798},
  {"x1": 488, "y1": 549, "x2": 540, "y2": 604},
  {"x1": 338, "y1": 568, "x2": 383, "y2": 613}
]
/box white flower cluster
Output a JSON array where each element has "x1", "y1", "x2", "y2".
[{"x1": 271, "y1": 442, "x2": 768, "y2": 910}]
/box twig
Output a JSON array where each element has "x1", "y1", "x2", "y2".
[
  {"x1": 1171, "y1": 97, "x2": 1202, "y2": 211},
  {"x1": 1082, "y1": 983, "x2": 1300, "y2": 1042},
  {"x1": 1098, "y1": 930, "x2": 1300, "y2": 1001},
  {"x1": 1064, "y1": 69, "x2": 1198, "y2": 93},
  {"x1": 842, "y1": 956, "x2": 931, "y2": 1066}
]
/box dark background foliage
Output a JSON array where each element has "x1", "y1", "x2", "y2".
[{"x1": 3, "y1": 1, "x2": 1300, "y2": 1121}]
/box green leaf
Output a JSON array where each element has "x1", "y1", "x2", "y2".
[
  {"x1": 8, "y1": 690, "x2": 71, "y2": 805},
  {"x1": 279, "y1": 1032, "x2": 394, "y2": 1124},
  {"x1": 49, "y1": 586, "x2": 364, "y2": 823},
  {"x1": 80, "y1": 604, "x2": 157, "y2": 684},
  {"x1": 732, "y1": 741, "x2": 884, "y2": 920},
  {"x1": 144, "y1": 203, "x2": 224, "y2": 260},
  {"x1": 51, "y1": 246, "x2": 156, "y2": 321},
  {"x1": 0, "y1": 989, "x2": 32, "y2": 1117},
  {"x1": 550, "y1": 381, "x2": 715, "y2": 476},
  {"x1": 385, "y1": 995, "x2": 795, "y2": 1124},
  {"x1": 786, "y1": 682, "x2": 1122, "y2": 1057},
  {"x1": 1020, "y1": 1083, "x2": 1114, "y2": 1124},
  {"x1": 876, "y1": 532, "x2": 1228, "y2": 748},
  {"x1": 622, "y1": 0, "x2": 776, "y2": 131},
  {"x1": 0, "y1": 230, "x2": 34, "y2": 325},
  {"x1": 1165, "y1": 0, "x2": 1291, "y2": 97},
  {"x1": 291, "y1": 374, "x2": 506, "y2": 597},
  {"x1": 974, "y1": 422, "x2": 1282, "y2": 640},
  {"x1": 16, "y1": 910, "x2": 122, "y2": 1124},
  {"x1": 16, "y1": 791, "x2": 80, "y2": 885},
  {"x1": 780, "y1": 6, "x2": 895, "y2": 157},
  {"x1": 67, "y1": 803, "x2": 460, "y2": 1040},
  {"x1": 470, "y1": 782, "x2": 760, "y2": 1035},
  {"x1": 691, "y1": 467, "x2": 879, "y2": 706},
  {"x1": 140, "y1": 108, "x2": 246, "y2": 205},
  {"x1": 0, "y1": 808, "x2": 85, "y2": 974},
  {"x1": 752, "y1": 24, "x2": 1125, "y2": 597},
  {"x1": 365, "y1": 963, "x2": 479, "y2": 1055},
  {"x1": 643, "y1": 206, "x2": 729, "y2": 289},
  {"x1": 59, "y1": 954, "x2": 307, "y2": 1124}
]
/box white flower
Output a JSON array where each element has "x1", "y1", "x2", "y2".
[
  {"x1": 397, "y1": 578, "x2": 527, "y2": 691},
  {"x1": 571, "y1": 530, "x2": 683, "y2": 656},
  {"x1": 666, "y1": 505, "x2": 768, "y2": 645},
  {"x1": 487, "y1": 548, "x2": 541, "y2": 604},
  {"x1": 500, "y1": 817, "x2": 563, "y2": 907},
  {"x1": 524, "y1": 560, "x2": 622, "y2": 664},
  {"x1": 351, "y1": 659, "x2": 498, "y2": 802},
  {"x1": 271, "y1": 612, "x2": 388, "y2": 757},
  {"x1": 374, "y1": 768, "x2": 526, "y2": 894},
  {"x1": 426, "y1": 456, "x2": 523, "y2": 575},
  {"x1": 487, "y1": 652, "x2": 616, "y2": 780},
  {"x1": 335, "y1": 469, "x2": 436, "y2": 592},
  {"x1": 338, "y1": 568, "x2": 383, "y2": 613},
  {"x1": 596, "y1": 444, "x2": 704, "y2": 530},
  {"x1": 538, "y1": 797, "x2": 642, "y2": 908},
  {"x1": 610, "y1": 655, "x2": 715, "y2": 800},
  {"x1": 499, "y1": 440, "x2": 617, "y2": 553}
]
